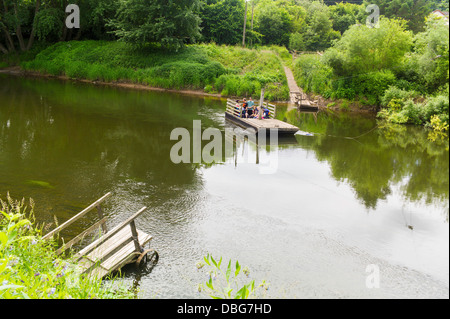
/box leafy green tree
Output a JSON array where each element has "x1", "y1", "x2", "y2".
[
  {"x1": 409, "y1": 15, "x2": 449, "y2": 92},
  {"x1": 301, "y1": 1, "x2": 340, "y2": 51},
  {"x1": 0, "y1": 0, "x2": 119, "y2": 54},
  {"x1": 323, "y1": 17, "x2": 413, "y2": 76},
  {"x1": 255, "y1": 1, "x2": 292, "y2": 47},
  {"x1": 363, "y1": 0, "x2": 433, "y2": 32},
  {"x1": 200, "y1": 0, "x2": 245, "y2": 45},
  {"x1": 109, "y1": 0, "x2": 202, "y2": 50},
  {"x1": 329, "y1": 2, "x2": 366, "y2": 35},
  {"x1": 0, "y1": 0, "x2": 42, "y2": 53}
]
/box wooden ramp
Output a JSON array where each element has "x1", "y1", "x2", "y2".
[
  {"x1": 225, "y1": 99, "x2": 299, "y2": 135},
  {"x1": 283, "y1": 67, "x2": 319, "y2": 112},
  {"x1": 43, "y1": 193, "x2": 158, "y2": 279}
]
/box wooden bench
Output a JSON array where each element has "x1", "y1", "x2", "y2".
[{"x1": 43, "y1": 193, "x2": 157, "y2": 279}]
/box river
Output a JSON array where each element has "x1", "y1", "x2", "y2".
[{"x1": 0, "y1": 74, "x2": 448, "y2": 299}]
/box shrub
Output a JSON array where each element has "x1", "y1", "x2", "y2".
[
  {"x1": 352, "y1": 70, "x2": 397, "y2": 104},
  {"x1": 422, "y1": 94, "x2": 449, "y2": 123},
  {"x1": 381, "y1": 86, "x2": 420, "y2": 108}
]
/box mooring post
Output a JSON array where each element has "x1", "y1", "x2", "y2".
[{"x1": 259, "y1": 88, "x2": 265, "y2": 120}]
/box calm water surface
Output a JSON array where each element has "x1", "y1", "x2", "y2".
[{"x1": 0, "y1": 75, "x2": 448, "y2": 298}]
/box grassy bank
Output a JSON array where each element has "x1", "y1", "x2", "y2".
[
  {"x1": 293, "y1": 53, "x2": 449, "y2": 133},
  {"x1": 0, "y1": 195, "x2": 135, "y2": 299},
  {"x1": 291, "y1": 17, "x2": 449, "y2": 132},
  {"x1": 16, "y1": 41, "x2": 289, "y2": 102}
]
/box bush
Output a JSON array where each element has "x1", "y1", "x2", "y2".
[
  {"x1": 381, "y1": 86, "x2": 420, "y2": 108},
  {"x1": 293, "y1": 54, "x2": 333, "y2": 95},
  {"x1": 351, "y1": 70, "x2": 397, "y2": 104},
  {"x1": 422, "y1": 94, "x2": 449, "y2": 123}
]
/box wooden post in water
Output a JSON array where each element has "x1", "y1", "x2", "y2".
[
  {"x1": 258, "y1": 88, "x2": 265, "y2": 120},
  {"x1": 97, "y1": 204, "x2": 108, "y2": 234}
]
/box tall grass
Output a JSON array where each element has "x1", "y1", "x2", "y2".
[{"x1": 21, "y1": 41, "x2": 289, "y2": 101}]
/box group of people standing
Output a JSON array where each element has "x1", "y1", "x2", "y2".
[{"x1": 235, "y1": 97, "x2": 270, "y2": 119}]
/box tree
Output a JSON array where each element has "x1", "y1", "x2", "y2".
[
  {"x1": 0, "y1": 0, "x2": 119, "y2": 55},
  {"x1": 109, "y1": 0, "x2": 202, "y2": 50},
  {"x1": 302, "y1": 1, "x2": 340, "y2": 51},
  {"x1": 329, "y1": 2, "x2": 365, "y2": 35},
  {"x1": 323, "y1": 17, "x2": 413, "y2": 76},
  {"x1": 256, "y1": 1, "x2": 292, "y2": 47},
  {"x1": 200, "y1": 0, "x2": 245, "y2": 45},
  {"x1": 409, "y1": 15, "x2": 449, "y2": 92},
  {"x1": 0, "y1": 0, "x2": 42, "y2": 53},
  {"x1": 364, "y1": 0, "x2": 433, "y2": 32}
]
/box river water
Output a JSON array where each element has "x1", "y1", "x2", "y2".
[{"x1": 0, "y1": 74, "x2": 448, "y2": 299}]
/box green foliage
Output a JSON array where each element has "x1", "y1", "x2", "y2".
[
  {"x1": 329, "y1": 2, "x2": 366, "y2": 35},
  {"x1": 197, "y1": 254, "x2": 269, "y2": 299},
  {"x1": 34, "y1": 8, "x2": 65, "y2": 42},
  {"x1": 301, "y1": 1, "x2": 341, "y2": 52},
  {"x1": 364, "y1": 0, "x2": 433, "y2": 32},
  {"x1": 323, "y1": 18, "x2": 413, "y2": 77},
  {"x1": 406, "y1": 16, "x2": 450, "y2": 93},
  {"x1": 0, "y1": 195, "x2": 135, "y2": 299},
  {"x1": 200, "y1": 0, "x2": 245, "y2": 45},
  {"x1": 293, "y1": 54, "x2": 333, "y2": 96},
  {"x1": 108, "y1": 0, "x2": 202, "y2": 50},
  {"x1": 22, "y1": 41, "x2": 287, "y2": 101},
  {"x1": 256, "y1": 2, "x2": 292, "y2": 47},
  {"x1": 378, "y1": 85, "x2": 449, "y2": 127}
]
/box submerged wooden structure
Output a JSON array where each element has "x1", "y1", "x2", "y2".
[
  {"x1": 294, "y1": 92, "x2": 320, "y2": 112},
  {"x1": 225, "y1": 99, "x2": 299, "y2": 135},
  {"x1": 43, "y1": 193, "x2": 158, "y2": 279}
]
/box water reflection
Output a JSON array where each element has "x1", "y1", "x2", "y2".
[{"x1": 277, "y1": 107, "x2": 449, "y2": 212}]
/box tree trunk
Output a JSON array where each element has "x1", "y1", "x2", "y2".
[
  {"x1": 0, "y1": 42, "x2": 8, "y2": 54},
  {"x1": 74, "y1": 27, "x2": 82, "y2": 40},
  {"x1": 2, "y1": 27, "x2": 16, "y2": 53},
  {"x1": 26, "y1": 0, "x2": 41, "y2": 51},
  {"x1": 59, "y1": 0, "x2": 68, "y2": 41},
  {"x1": 13, "y1": 1, "x2": 26, "y2": 51}
]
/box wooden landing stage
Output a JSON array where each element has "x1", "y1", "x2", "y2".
[
  {"x1": 225, "y1": 99, "x2": 299, "y2": 135},
  {"x1": 43, "y1": 193, "x2": 158, "y2": 279},
  {"x1": 284, "y1": 66, "x2": 319, "y2": 112}
]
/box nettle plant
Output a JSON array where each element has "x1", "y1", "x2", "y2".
[{"x1": 196, "y1": 254, "x2": 269, "y2": 299}]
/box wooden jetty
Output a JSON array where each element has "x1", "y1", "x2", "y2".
[
  {"x1": 284, "y1": 66, "x2": 319, "y2": 112},
  {"x1": 43, "y1": 193, "x2": 157, "y2": 279},
  {"x1": 225, "y1": 98, "x2": 299, "y2": 135}
]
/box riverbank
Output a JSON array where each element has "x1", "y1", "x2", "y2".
[
  {"x1": 3, "y1": 41, "x2": 293, "y2": 102},
  {"x1": 0, "y1": 66, "x2": 225, "y2": 100},
  {"x1": 0, "y1": 65, "x2": 377, "y2": 116},
  {"x1": 1, "y1": 41, "x2": 381, "y2": 113}
]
